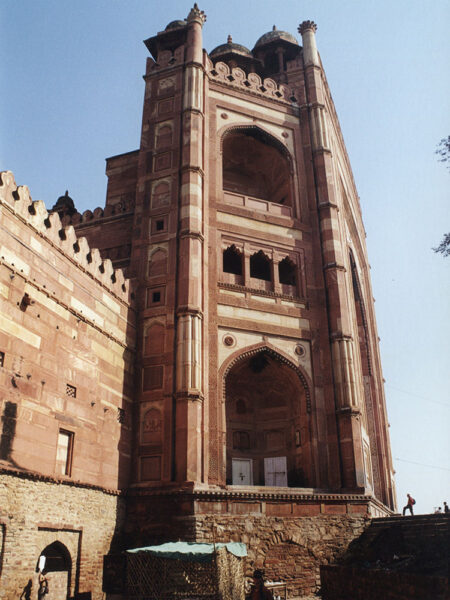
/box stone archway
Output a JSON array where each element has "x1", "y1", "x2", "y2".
[
  {"x1": 224, "y1": 348, "x2": 313, "y2": 487},
  {"x1": 38, "y1": 541, "x2": 71, "y2": 600}
]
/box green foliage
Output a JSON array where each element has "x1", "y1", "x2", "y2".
[
  {"x1": 433, "y1": 233, "x2": 450, "y2": 257},
  {"x1": 433, "y1": 137, "x2": 449, "y2": 256},
  {"x1": 435, "y1": 136, "x2": 450, "y2": 170}
]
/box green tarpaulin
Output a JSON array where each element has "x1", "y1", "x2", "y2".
[{"x1": 126, "y1": 541, "x2": 247, "y2": 561}]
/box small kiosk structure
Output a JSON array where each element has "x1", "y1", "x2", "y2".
[{"x1": 125, "y1": 541, "x2": 247, "y2": 600}]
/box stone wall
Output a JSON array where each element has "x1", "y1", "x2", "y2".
[
  {"x1": 0, "y1": 170, "x2": 135, "y2": 490},
  {"x1": 321, "y1": 565, "x2": 448, "y2": 600},
  {"x1": 0, "y1": 469, "x2": 124, "y2": 600},
  {"x1": 195, "y1": 514, "x2": 369, "y2": 598}
]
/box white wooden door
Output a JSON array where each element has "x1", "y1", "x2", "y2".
[
  {"x1": 232, "y1": 458, "x2": 253, "y2": 485},
  {"x1": 264, "y1": 456, "x2": 288, "y2": 487}
]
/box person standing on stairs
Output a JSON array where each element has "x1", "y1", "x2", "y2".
[{"x1": 402, "y1": 493, "x2": 415, "y2": 516}]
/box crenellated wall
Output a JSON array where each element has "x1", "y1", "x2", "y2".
[{"x1": 0, "y1": 169, "x2": 136, "y2": 488}]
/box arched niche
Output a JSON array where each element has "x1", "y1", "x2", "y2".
[
  {"x1": 156, "y1": 124, "x2": 173, "y2": 149},
  {"x1": 223, "y1": 348, "x2": 313, "y2": 487},
  {"x1": 151, "y1": 181, "x2": 171, "y2": 209},
  {"x1": 222, "y1": 127, "x2": 292, "y2": 206},
  {"x1": 144, "y1": 321, "x2": 165, "y2": 355},
  {"x1": 148, "y1": 248, "x2": 168, "y2": 278}
]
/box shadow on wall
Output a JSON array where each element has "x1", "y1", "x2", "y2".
[
  {"x1": 0, "y1": 401, "x2": 18, "y2": 465},
  {"x1": 19, "y1": 579, "x2": 32, "y2": 600}
]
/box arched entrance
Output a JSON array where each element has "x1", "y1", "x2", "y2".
[
  {"x1": 224, "y1": 349, "x2": 313, "y2": 487},
  {"x1": 37, "y1": 541, "x2": 71, "y2": 600}
]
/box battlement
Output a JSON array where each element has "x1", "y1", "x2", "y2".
[
  {"x1": 0, "y1": 171, "x2": 133, "y2": 303},
  {"x1": 206, "y1": 57, "x2": 300, "y2": 105}
]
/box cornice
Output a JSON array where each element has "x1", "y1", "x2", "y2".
[{"x1": 125, "y1": 485, "x2": 372, "y2": 503}]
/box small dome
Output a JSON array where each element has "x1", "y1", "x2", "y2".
[
  {"x1": 165, "y1": 20, "x2": 187, "y2": 30},
  {"x1": 52, "y1": 190, "x2": 76, "y2": 216},
  {"x1": 210, "y1": 35, "x2": 252, "y2": 59},
  {"x1": 54, "y1": 190, "x2": 74, "y2": 210},
  {"x1": 254, "y1": 25, "x2": 298, "y2": 49}
]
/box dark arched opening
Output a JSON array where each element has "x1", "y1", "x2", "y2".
[
  {"x1": 223, "y1": 245, "x2": 243, "y2": 275},
  {"x1": 225, "y1": 350, "x2": 312, "y2": 487},
  {"x1": 250, "y1": 251, "x2": 271, "y2": 281},
  {"x1": 278, "y1": 256, "x2": 296, "y2": 289},
  {"x1": 222, "y1": 128, "x2": 292, "y2": 206},
  {"x1": 349, "y1": 252, "x2": 371, "y2": 376},
  {"x1": 37, "y1": 541, "x2": 71, "y2": 600}
]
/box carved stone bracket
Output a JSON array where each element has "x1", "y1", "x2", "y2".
[
  {"x1": 175, "y1": 391, "x2": 204, "y2": 403},
  {"x1": 323, "y1": 262, "x2": 346, "y2": 272},
  {"x1": 179, "y1": 230, "x2": 204, "y2": 242}
]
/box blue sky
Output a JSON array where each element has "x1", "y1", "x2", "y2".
[{"x1": 1, "y1": 0, "x2": 449, "y2": 514}]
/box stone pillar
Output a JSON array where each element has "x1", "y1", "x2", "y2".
[
  {"x1": 273, "y1": 257, "x2": 281, "y2": 294},
  {"x1": 175, "y1": 3, "x2": 206, "y2": 483},
  {"x1": 276, "y1": 47, "x2": 287, "y2": 83},
  {"x1": 298, "y1": 20, "x2": 319, "y2": 67},
  {"x1": 244, "y1": 250, "x2": 251, "y2": 288},
  {"x1": 299, "y1": 20, "x2": 365, "y2": 490}
]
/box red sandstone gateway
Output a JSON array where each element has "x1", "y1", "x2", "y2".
[{"x1": 0, "y1": 5, "x2": 395, "y2": 599}]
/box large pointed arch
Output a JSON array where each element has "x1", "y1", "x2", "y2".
[
  {"x1": 221, "y1": 343, "x2": 312, "y2": 411},
  {"x1": 218, "y1": 343, "x2": 315, "y2": 488}
]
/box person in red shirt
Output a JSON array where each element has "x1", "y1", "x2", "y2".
[{"x1": 402, "y1": 493, "x2": 415, "y2": 516}]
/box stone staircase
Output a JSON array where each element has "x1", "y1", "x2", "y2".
[{"x1": 320, "y1": 514, "x2": 449, "y2": 600}]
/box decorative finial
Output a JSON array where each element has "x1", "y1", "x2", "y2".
[
  {"x1": 227, "y1": 34, "x2": 232, "y2": 44},
  {"x1": 298, "y1": 20, "x2": 317, "y2": 35},
  {"x1": 187, "y1": 3, "x2": 206, "y2": 25},
  {"x1": 65, "y1": 190, "x2": 69, "y2": 197},
  {"x1": 272, "y1": 25, "x2": 277, "y2": 31}
]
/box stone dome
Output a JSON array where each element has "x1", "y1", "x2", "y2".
[
  {"x1": 52, "y1": 190, "x2": 76, "y2": 216},
  {"x1": 210, "y1": 36, "x2": 253, "y2": 59},
  {"x1": 165, "y1": 19, "x2": 187, "y2": 30},
  {"x1": 254, "y1": 26, "x2": 298, "y2": 49}
]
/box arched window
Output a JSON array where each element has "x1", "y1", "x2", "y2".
[
  {"x1": 223, "y1": 245, "x2": 243, "y2": 275},
  {"x1": 278, "y1": 256, "x2": 296, "y2": 286},
  {"x1": 250, "y1": 251, "x2": 271, "y2": 281}
]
